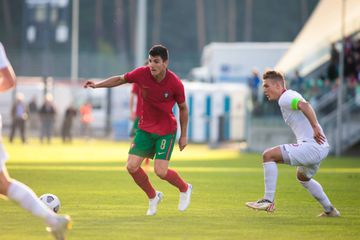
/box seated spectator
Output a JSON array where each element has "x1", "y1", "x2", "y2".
[
  {"x1": 327, "y1": 58, "x2": 338, "y2": 84},
  {"x1": 292, "y1": 70, "x2": 304, "y2": 92}
]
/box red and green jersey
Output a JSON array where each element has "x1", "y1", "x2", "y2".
[
  {"x1": 125, "y1": 66, "x2": 185, "y2": 135},
  {"x1": 131, "y1": 83, "x2": 142, "y2": 117}
]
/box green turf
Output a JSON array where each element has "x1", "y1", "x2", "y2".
[{"x1": 0, "y1": 139, "x2": 359, "y2": 240}]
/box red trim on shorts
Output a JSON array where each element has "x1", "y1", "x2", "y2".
[{"x1": 165, "y1": 135, "x2": 174, "y2": 160}]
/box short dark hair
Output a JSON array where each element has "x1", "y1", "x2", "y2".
[{"x1": 149, "y1": 45, "x2": 168, "y2": 61}]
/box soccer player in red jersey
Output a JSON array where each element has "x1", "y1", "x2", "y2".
[
  {"x1": 129, "y1": 83, "x2": 142, "y2": 138},
  {"x1": 129, "y1": 83, "x2": 150, "y2": 172},
  {"x1": 0, "y1": 42, "x2": 71, "y2": 239},
  {"x1": 84, "y1": 45, "x2": 192, "y2": 215}
]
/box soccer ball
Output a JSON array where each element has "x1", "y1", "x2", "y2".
[{"x1": 39, "y1": 193, "x2": 61, "y2": 213}]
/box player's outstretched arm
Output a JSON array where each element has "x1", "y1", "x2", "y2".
[
  {"x1": 178, "y1": 102, "x2": 188, "y2": 151},
  {"x1": 298, "y1": 100, "x2": 326, "y2": 144},
  {"x1": 0, "y1": 43, "x2": 16, "y2": 92},
  {"x1": 83, "y1": 75, "x2": 127, "y2": 89},
  {"x1": 0, "y1": 65, "x2": 16, "y2": 92}
]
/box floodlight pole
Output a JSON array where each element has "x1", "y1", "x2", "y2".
[
  {"x1": 335, "y1": 0, "x2": 346, "y2": 156},
  {"x1": 135, "y1": 0, "x2": 147, "y2": 67},
  {"x1": 71, "y1": 0, "x2": 79, "y2": 90}
]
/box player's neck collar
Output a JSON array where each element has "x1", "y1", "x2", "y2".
[{"x1": 153, "y1": 69, "x2": 168, "y2": 84}]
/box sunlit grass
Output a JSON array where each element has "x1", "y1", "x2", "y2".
[{"x1": 0, "y1": 138, "x2": 359, "y2": 240}]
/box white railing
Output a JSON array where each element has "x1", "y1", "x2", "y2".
[{"x1": 320, "y1": 98, "x2": 360, "y2": 153}]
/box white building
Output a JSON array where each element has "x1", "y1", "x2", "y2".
[{"x1": 190, "y1": 42, "x2": 291, "y2": 83}]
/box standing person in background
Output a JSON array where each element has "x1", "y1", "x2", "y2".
[
  {"x1": 84, "y1": 45, "x2": 192, "y2": 216},
  {"x1": 39, "y1": 93, "x2": 57, "y2": 144},
  {"x1": 28, "y1": 95, "x2": 38, "y2": 132},
  {"x1": 9, "y1": 92, "x2": 28, "y2": 144},
  {"x1": 79, "y1": 102, "x2": 93, "y2": 140},
  {"x1": 130, "y1": 83, "x2": 150, "y2": 172},
  {"x1": 248, "y1": 69, "x2": 261, "y2": 103},
  {"x1": 292, "y1": 70, "x2": 304, "y2": 92},
  {"x1": 61, "y1": 103, "x2": 77, "y2": 143},
  {"x1": 0, "y1": 42, "x2": 71, "y2": 240},
  {"x1": 245, "y1": 70, "x2": 340, "y2": 217}
]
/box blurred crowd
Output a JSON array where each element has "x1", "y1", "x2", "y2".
[
  {"x1": 9, "y1": 93, "x2": 93, "y2": 144},
  {"x1": 249, "y1": 35, "x2": 360, "y2": 116},
  {"x1": 290, "y1": 37, "x2": 360, "y2": 106}
]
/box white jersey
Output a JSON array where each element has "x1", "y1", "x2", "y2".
[
  {"x1": 0, "y1": 42, "x2": 8, "y2": 135},
  {"x1": 0, "y1": 42, "x2": 10, "y2": 69},
  {"x1": 0, "y1": 114, "x2": 8, "y2": 168},
  {"x1": 0, "y1": 42, "x2": 7, "y2": 134},
  {"x1": 0, "y1": 74, "x2": 5, "y2": 165},
  {"x1": 278, "y1": 89, "x2": 329, "y2": 147},
  {"x1": 0, "y1": 42, "x2": 10, "y2": 168},
  {"x1": 0, "y1": 114, "x2": 2, "y2": 136}
]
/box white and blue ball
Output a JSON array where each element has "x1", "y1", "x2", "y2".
[{"x1": 40, "y1": 193, "x2": 61, "y2": 213}]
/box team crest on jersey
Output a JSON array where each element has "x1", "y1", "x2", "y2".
[{"x1": 164, "y1": 92, "x2": 169, "y2": 99}]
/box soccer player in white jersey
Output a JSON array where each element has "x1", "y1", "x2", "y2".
[
  {"x1": 246, "y1": 70, "x2": 340, "y2": 217},
  {"x1": 0, "y1": 42, "x2": 71, "y2": 239}
]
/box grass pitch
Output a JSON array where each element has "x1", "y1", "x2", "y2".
[{"x1": 0, "y1": 139, "x2": 359, "y2": 240}]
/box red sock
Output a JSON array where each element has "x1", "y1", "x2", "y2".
[
  {"x1": 161, "y1": 169, "x2": 188, "y2": 192},
  {"x1": 129, "y1": 167, "x2": 156, "y2": 199}
]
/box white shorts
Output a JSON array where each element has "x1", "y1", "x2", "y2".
[
  {"x1": 280, "y1": 142, "x2": 330, "y2": 178},
  {"x1": 0, "y1": 115, "x2": 7, "y2": 171},
  {"x1": 0, "y1": 142, "x2": 8, "y2": 172}
]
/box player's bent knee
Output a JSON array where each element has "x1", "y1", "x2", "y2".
[
  {"x1": 0, "y1": 178, "x2": 10, "y2": 196},
  {"x1": 126, "y1": 163, "x2": 138, "y2": 173},
  {"x1": 154, "y1": 168, "x2": 167, "y2": 179},
  {"x1": 262, "y1": 149, "x2": 273, "y2": 162},
  {"x1": 296, "y1": 171, "x2": 310, "y2": 181},
  {"x1": 0, "y1": 185, "x2": 6, "y2": 196}
]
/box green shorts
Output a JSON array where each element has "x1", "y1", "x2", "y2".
[
  {"x1": 130, "y1": 117, "x2": 140, "y2": 137},
  {"x1": 129, "y1": 129, "x2": 176, "y2": 160}
]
